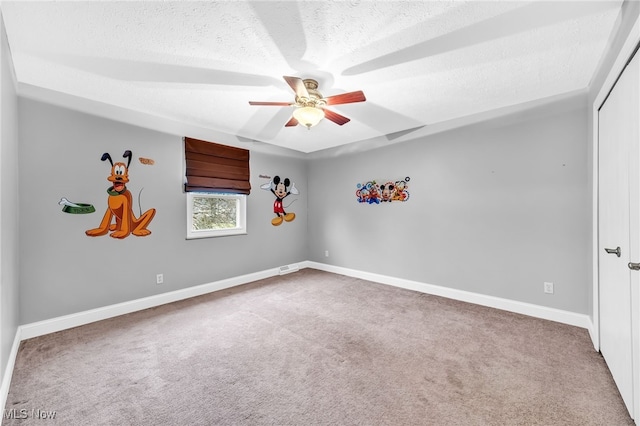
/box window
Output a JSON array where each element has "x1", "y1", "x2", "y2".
[
  {"x1": 186, "y1": 192, "x2": 247, "y2": 239},
  {"x1": 183, "y1": 137, "x2": 251, "y2": 239}
]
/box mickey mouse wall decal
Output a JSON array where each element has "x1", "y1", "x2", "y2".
[
  {"x1": 85, "y1": 150, "x2": 156, "y2": 239},
  {"x1": 261, "y1": 175, "x2": 299, "y2": 226}
]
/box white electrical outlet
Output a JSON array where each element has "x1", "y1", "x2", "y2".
[
  {"x1": 544, "y1": 282, "x2": 554, "y2": 294},
  {"x1": 325, "y1": 250, "x2": 329, "y2": 257},
  {"x1": 156, "y1": 274, "x2": 164, "y2": 285}
]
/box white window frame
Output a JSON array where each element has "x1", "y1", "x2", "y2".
[{"x1": 186, "y1": 192, "x2": 247, "y2": 239}]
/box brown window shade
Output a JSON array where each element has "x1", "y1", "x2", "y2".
[{"x1": 184, "y1": 137, "x2": 251, "y2": 194}]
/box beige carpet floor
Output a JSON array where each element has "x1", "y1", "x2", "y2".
[{"x1": 2, "y1": 269, "x2": 634, "y2": 425}]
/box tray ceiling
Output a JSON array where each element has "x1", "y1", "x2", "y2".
[{"x1": 0, "y1": 1, "x2": 624, "y2": 153}]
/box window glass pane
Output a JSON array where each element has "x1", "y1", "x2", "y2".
[
  {"x1": 192, "y1": 197, "x2": 237, "y2": 230},
  {"x1": 186, "y1": 192, "x2": 246, "y2": 239}
]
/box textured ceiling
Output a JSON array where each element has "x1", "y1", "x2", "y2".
[{"x1": 0, "y1": 1, "x2": 624, "y2": 153}]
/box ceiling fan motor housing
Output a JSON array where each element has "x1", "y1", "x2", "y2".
[{"x1": 296, "y1": 79, "x2": 326, "y2": 108}]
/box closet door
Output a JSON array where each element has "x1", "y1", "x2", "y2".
[{"x1": 598, "y1": 49, "x2": 639, "y2": 418}]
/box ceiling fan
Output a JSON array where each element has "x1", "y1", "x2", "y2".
[{"x1": 249, "y1": 76, "x2": 366, "y2": 129}]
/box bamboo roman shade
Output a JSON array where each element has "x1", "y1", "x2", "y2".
[{"x1": 184, "y1": 137, "x2": 251, "y2": 194}]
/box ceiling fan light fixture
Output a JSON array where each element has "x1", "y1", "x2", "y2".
[
  {"x1": 249, "y1": 76, "x2": 364, "y2": 128},
  {"x1": 292, "y1": 106, "x2": 324, "y2": 129}
]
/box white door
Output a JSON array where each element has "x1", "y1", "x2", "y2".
[{"x1": 598, "y1": 49, "x2": 639, "y2": 418}]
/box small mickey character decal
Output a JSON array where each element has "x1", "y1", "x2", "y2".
[
  {"x1": 261, "y1": 175, "x2": 299, "y2": 226},
  {"x1": 380, "y1": 182, "x2": 395, "y2": 202}
]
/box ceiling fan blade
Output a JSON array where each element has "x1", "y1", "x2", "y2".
[
  {"x1": 238, "y1": 107, "x2": 292, "y2": 142},
  {"x1": 285, "y1": 117, "x2": 299, "y2": 127},
  {"x1": 342, "y1": 2, "x2": 617, "y2": 76},
  {"x1": 283, "y1": 76, "x2": 309, "y2": 98},
  {"x1": 249, "y1": 101, "x2": 293, "y2": 106},
  {"x1": 324, "y1": 90, "x2": 366, "y2": 106},
  {"x1": 323, "y1": 108, "x2": 351, "y2": 126},
  {"x1": 249, "y1": 2, "x2": 308, "y2": 70},
  {"x1": 335, "y1": 100, "x2": 424, "y2": 134},
  {"x1": 36, "y1": 52, "x2": 281, "y2": 86}
]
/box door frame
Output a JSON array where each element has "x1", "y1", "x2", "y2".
[{"x1": 592, "y1": 12, "x2": 640, "y2": 419}]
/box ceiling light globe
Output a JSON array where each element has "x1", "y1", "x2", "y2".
[{"x1": 293, "y1": 106, "x2": 324, "y2": 129}]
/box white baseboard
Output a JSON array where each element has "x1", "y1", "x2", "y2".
[
  {"x1": 19, "y1": 260, "x2": 594, "y2": 340},
  {"x1": 306, "y1": 261, "x2": 592, "y2": 330},
  {"x1": 587, "y1": 319, "x2": 599, "y2": 351},
  {"x1": 1, "y1": 326, "x2": 21, "y2": 411},
  {"x1": 20, "y1": 266, "x2": 283, "y2": 340}
]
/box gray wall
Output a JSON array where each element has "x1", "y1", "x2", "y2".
[
  {"x1": 0, "y1": 12, "x2": 19, "y2": 380},
  {"x1": 308, "y1": 95, "x2": 590, "y2": 314},
  {"x1": 15, "y1": 90, "x2": 592, "y2": 328},
  {"x1": 18, "y1": 99, "x2": 308, "y2": 324}
]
